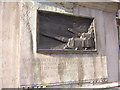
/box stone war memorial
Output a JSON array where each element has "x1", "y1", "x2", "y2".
[{"x1": 0, "y1": 1, "x2": 120, "y2": 89}]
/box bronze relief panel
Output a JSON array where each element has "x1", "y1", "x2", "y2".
[{"x1": 37, "y1": 10, "x2": 97, "y2": 53}]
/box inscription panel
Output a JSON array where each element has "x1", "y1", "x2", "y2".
[{"x1": 37, "y1": 55, "x2": 107, "y2": 85}]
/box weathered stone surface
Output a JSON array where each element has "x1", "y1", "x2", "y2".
[
  {"x1": 20, "y1": 2, "x2": 34, "y2": 87},
  {"x1": 0, "y1": 2, "x2": 119, "y2": 88},
  {"x1": 30, "y1": 2, "x2": 117, "y2": 86},
  {"x1": 0, "y1": 3, "x2": 3, "y2": 89},
  {"x1": 104, "y1": 12, "x2": 119, "y2": 82},
  {"x1": 1, "y1": 2, "x2": 20, "y2": 88}
]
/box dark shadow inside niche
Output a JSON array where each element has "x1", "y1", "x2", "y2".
[{"x1": 37, "y1": 10, "x2": 97, "y2": 54}]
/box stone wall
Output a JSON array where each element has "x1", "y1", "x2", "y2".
[
  {"x1": 19, "y1": 2, "x2": 118, "y2": 87},
  {"x1": 0, "y1": 2, "x2": 20, "y2": 88},
  {"x1": 0, "y1": 2, "x2": 119, "y2": 88}
]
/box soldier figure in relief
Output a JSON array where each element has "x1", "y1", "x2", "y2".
[{"x1": 41, "y1": 23, "x2": 95, "y2": 50}]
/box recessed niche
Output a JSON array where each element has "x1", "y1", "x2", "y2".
[{"x1": 37, "y1": 10, "x2": 97, "y2": 53}]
